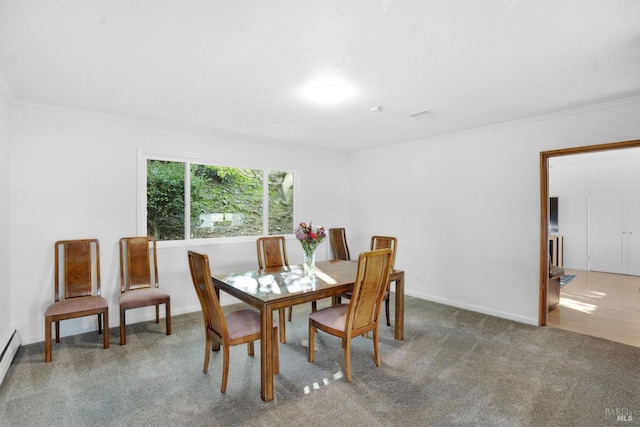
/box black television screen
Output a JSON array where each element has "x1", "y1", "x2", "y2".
[{"x1": 549, "y1": 197, "x2": 558, "y2": 233}]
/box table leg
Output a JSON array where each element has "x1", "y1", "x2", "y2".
[
  {"x1": 212, "y1": 287, "x2": 221, "y2": 351},
  {"x1": 394, "y1": 273, "x2": 404, "y2": 340},
  {"x1": 260, "y1": 305, "x2": 275, "y2": 401}
]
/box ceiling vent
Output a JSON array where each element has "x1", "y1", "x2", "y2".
[{"x1": 409, "y1": 109, "x2": 436, "y2": 120}]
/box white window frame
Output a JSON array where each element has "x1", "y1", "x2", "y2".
[{"x1": 137, "y1": 150, "x2": 297, "y2": 247}]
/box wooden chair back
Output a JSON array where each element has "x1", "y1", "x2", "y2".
[
  {"x1": 347, "y1": 248, "x2": 393, "y2": 337},
  {"x1": 47, "y1": 239, "x2": 109, "y2": 362},
  {"x1": 55, "y1": 239, "x2": 101, "y2": 300},
  {"x1": 188, "y1": 251, "x2": 228, "y2": 342},
  {"x1": 188, "y1": 250, "x2": 279, "y2": 392},
  {"x1": 370, "y1": 235, "x2": 397, "y2": 269},
  {"x1": 119, "y1": 236, "x2": 158, "y2": 292},
  {"x1": 256, "y1": 236, "x2": 291, "y2": 342},
  {"x1": 329, "y1": 228, "x2": 351, "y2": 261},
  {"x1": 256, "y1": 236, "x2": 289, "y2": 269}
]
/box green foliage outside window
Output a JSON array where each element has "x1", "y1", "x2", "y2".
[
  {"x1": 147, "y1": 160, "x2": 185, "y2": 241},
  {"x1": 190, "y1": 164, "x2": 263, "y2": 238},
  {"x1": 268, "y1": 171, "x2": 294, "y2": 235},
  {"x1": 146, "y1": 159, "x2": 293, "y2": 241}
]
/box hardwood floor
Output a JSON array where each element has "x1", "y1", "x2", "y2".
[{"x1": 548, "y1": 268, "x2": 640, "y2": 348}]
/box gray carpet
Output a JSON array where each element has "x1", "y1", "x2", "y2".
[{"x1": 1, "y1": 297, "x2": 639, "y2": 426}]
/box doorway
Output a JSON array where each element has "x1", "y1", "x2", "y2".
[{"x1": 539, "y1": 139, "x2": 640, "y2": 326}]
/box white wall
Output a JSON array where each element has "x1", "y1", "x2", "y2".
[
  {"x1": 549, "y1": 149, "x2": 640, "y2": 270},
  {"x1": 10, "y1": 104, "x2": 352, "y2": 345},
  {"x1": 0, "y1": 78, "x2": 13, "y2": 363},
  {"x1": 8, "y1": 96, "x2": 640, "y2": 346},
  {"x1": 350, "y1": 97, "x2": 640, "y2": 324}
]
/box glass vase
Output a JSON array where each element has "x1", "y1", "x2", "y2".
[{"x1": 302, "y1": 245, "x2": 317, "y2": 277}]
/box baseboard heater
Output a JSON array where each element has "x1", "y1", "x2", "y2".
[{"x1": 0, "y1": 329, "x2": 20, "y2": 386}]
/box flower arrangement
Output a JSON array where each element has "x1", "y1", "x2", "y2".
[
  {"x1": 295, "y1": 221, "x2": 326, "y2": 276},
  {"x1": 295, "y1": 221, "x2": 326, "y2": 250}
]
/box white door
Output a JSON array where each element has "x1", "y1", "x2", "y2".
[
  {"x1": 589, "y1": 182, "x2": 625, "y2": 273},
  {"x1": 589, "y1": 181, "x2": 640, "y2": 275},
  {"x1": 626, "y1": 181, "x2": 640, "y2": 275}
]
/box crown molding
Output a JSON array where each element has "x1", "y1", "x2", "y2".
[
  {"x1": 363, "y1": 94, "x2": 640, "y2": 154},
  {"x1": 11, "y1": 94, "x2": 640, "y2": 155},
  {"x1": 11, "y1": 99, "x2": 341, "y2": 155}
]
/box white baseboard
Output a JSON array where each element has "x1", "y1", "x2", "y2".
[
  {"x1": 404, "y1": 291, "x2": 538, "y2": 326},
  {"x1": 0, "y1": 330, "x2": 21, "y2": 386}
]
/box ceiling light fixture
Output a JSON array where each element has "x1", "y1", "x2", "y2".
[
  {"x1": 304, "y1": 84, "x2": 350, "y2": 104},
  {"x1": 409, "y1": 109, "x2": 436, "y2": 120}
]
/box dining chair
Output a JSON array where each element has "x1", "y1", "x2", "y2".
[
  {"x1": 257, "y1": 236, "x2": 315, "y2": 343},
  {"x1": 257, "y1": 236, "x2": 290, "y2": 342},
  {"x1": 118, "y1": 236, "x2": 171, "y2": 345},
  {"x1": 308, "y1": 248, "x2": 393, "y2": 382},
  {"x1": 329, "y1": 227, "x2": 351, "y2": 261},
  {"x1": 337, "y1": 235, "x2": 397, "y2": 326},
  {"x1": 188, "y1": 251, "x2": 279, "y2": 393},
  {"x1": 370, "y1": 236, "x2": 397, "y2": 326},
  {"x1": 44, "y1": 239, "x2": 109, "y2": 362}
]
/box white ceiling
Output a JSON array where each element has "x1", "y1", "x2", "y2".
[{"x1": 1, "y1": 0, "x2": 639, "y2": 152}]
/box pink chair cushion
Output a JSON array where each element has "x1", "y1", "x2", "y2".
[
  {"x1": 309, "y1": 304, "x2": 349, "y2": 330},
  {"x1": 44, "y1": 295, "x2": 108, "y2": 317},
  {"x1": 225, "y1": 309, "x2": 261, "y2": 340},
  {"x1": 225, "y1": 309, "x2": 278, "y2": 341},
  {"x1": 119, "y1": 288, "x2": 170, "y2": 306}
]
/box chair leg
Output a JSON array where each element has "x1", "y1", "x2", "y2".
[
  {"x1": 273, "y1": 326, "x2": 280, "y2": 375},
  {"x1": 120, "y1": 307, "x2": 126, "y2": 346},
  {"x1": 247, "y1": 341, "x2": 254, "y2": 356},
  {"x1": 311, "y1": 301, "x2": 317, "y2": 312},
  {"x1": 203, "y1": 333, "x2": 213, "y2": 373},
  {"x1": 278, "y1": 309, "x2": 286, "y2": 343},
  {"x1": 385, "y1": 297, "x2": 391, "y2": 327},
  {"x1": 55, "y1": 321, "x2": 60, "y2": 343},
  {"x1": 308, "y1": 321, "x2": 316, "y2": 363},
  {"x1": 288, "y1": 307, "x2": 292, "y2": 322},
  {"x1": 44, "y1": 318, "x2": 52, "y2": 363},
  {"x1": 97, "y1": 313, "x2": 103, "y2": 334},
  {"x1": 221, "y1": 345, "x2": 230, "y2": 393},
  {"x1": 165, "y1": 299, "x2": 172, "y2": 335},
  {"x1": 155, "y1": 304, "x2": 160, "y2": 323},
  {"x1": 344, "y1": 339, "x2": 352, "y2": 383},
  {"x1": 373, "y1": 326, "x2": 381, "y2": 367},
  {"x1": 102, "y1": 309, "x2": 110, "y2": 349}
]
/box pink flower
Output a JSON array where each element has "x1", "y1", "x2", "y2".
[{"x1": 295, "y1": 221, "x2": 326, "y2": 245}]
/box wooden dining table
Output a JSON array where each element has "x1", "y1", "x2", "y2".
[{"x1": 212, "y1": 259, "x2": 405, "y2": 402}]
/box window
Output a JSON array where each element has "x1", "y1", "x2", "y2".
[{"x1": 145, "y1": 158, "x2": 294, "y2": 241}]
